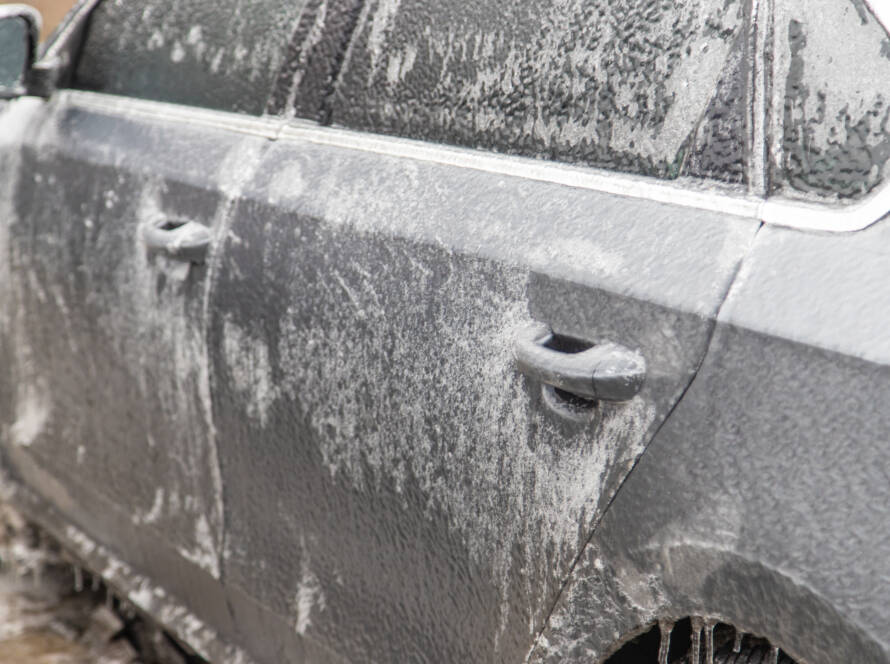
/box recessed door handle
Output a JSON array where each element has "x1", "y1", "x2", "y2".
[
  {"x1": 514, "y1": 323, "x2": 646, "y2": 402},
  {"x1": 142, "y1": 217, "x2": 211, "y2": 264}
]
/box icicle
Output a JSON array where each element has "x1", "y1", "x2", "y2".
[
  {"x1": 704, "y1": 620, "x2": 716, "y2": 664},
  {"x1": 690, "y1": 617, "x2": 704, "y2": 664},
  {"x1": 658, "y1": 619, "x2": 675, "y2": 664},
  {"x1": 91, "y1": 573, "x2": 101, "y2": 592},
  {"x1": 73, "y1": 565, "x2": 83, "y2": 593},
  {"x1": 733, "y1": 629, "x2": 744, "y2": 653},
  {"x1": 106, "y1": 587, "x2": 115, "y2": 610},
  {"x1": 770, "y1": 645, "x2": 780, "y2": 664}
]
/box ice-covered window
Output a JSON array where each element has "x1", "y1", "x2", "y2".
[
  {"x1": 770, "y1": 0, "x2": 890, "y2": 201},
  {"x1": 329, "y1": 0, "x2": 750, "y2": 185},
  {"x1": 72, "y1": 0, "x2": 311, "y2": 115}
]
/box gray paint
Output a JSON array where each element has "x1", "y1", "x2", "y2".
[
  {"x1": 2, "y1": 97, "x2": 257, "y2": 585},
  {"x1": 204, "y1": 136, "x2": 757, "y2": 662},
  {"x1": 3, "y1": 0, "x2": 890, "y2": 661},
  {"x1": 532, "y1": 219, "x2": 890, "y2": 663},
  {"x1": 0, "y1": 93, "x2": 758, "y2": 662}
]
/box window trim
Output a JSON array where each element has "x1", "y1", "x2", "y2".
[{"x1": 56, "y1": 89, "x2": 890, "y2": 233}]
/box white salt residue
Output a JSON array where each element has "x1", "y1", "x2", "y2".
[
  {"x1": 64, "y1": 526, "x2": 98, "y2": 557},
  {"x1": 186, "y1": 25, "x2": 203, "y2": 44},
  {"x1": 0, "y1": 97, "x2": 43, "y2": 149},
  {"x1": 267, "y1": 161, "x2": 307, "y2": 204},
  {"x1": 10, "y1": 383, "x2": 50, "y2": 448},
  {"x1": 268, "y1": 242, "x2": 658, "y2": 646},
  {"x1": 217, "y1": 138, "x2": 266, "y2": 199},
  {"x1": 605, "y1": 2, "x2": 740, "y2": 163},
  {"x1": 134, "y1": 487, "x2": 165, "y2": 525},
  {"x1": 367, "y1": 0, "x2": 403, "y2": 78},
  {"x1": 177, "y1": 514, "x2": 220, "y2": 579},
  {"x1": 0, "y1": 99, "x2": 33, "y2": 337},
  {"x1": 525, "y1": 237, "x2": 625, "y2": 281},
  {"x1": 62, "y1": 524, "x2": 254, "y2": 664},
  {"x1": 170, "y1": 41, "x2": 186, "y2": 63},
  {"x1": 146, "y1": 29, "x2": 164, "y2": 50},
  {"x1": 293, "y1": 538, "x2": 326, "y2": 636},
  {"x1": 357, "y1": 0, "x2": 741, "y2": 169},
  {"x1": 385, "y1": 44, "x2": 418, "y2": 86},
  {"x1": 222, "y1": 317, "x2": 276, "y2": 427}
]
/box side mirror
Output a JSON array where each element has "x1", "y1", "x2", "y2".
[{"x1": 0, "y1": 4, "x2": 40, "y2": 99}]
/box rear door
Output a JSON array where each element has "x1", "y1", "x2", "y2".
[{"x1": 206, "y1": 0, "x2": 762, "y2": 660}]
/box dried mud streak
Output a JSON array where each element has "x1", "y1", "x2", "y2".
[{"x1": 526, "y1": 219, "x2": 766, "y2": 662}]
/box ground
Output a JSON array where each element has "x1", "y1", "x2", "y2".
[{"x1": 0, "y1": 505, "x2": 205, "y2": 664}]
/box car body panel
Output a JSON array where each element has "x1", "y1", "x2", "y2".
[
  {"x1": 0, "y1": 88, "x2": 761, "y2": 662},
  {"x1": 532, "y1": 219, "x2": 890, "y2": 663},
  {"x1": 205, "y1": 118, "x2": 758, "y2": 661},
  {"x1": 2, "y1": 0, "x2": 890, "y2": 661},
  {"x1": 0, "y1": 93, "x2": 261, "y2": 642}
]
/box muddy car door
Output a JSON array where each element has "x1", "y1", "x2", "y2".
[
  {"x1": 0, "y1": 0, "x2": 318, "y2": 633},
  {"x1": 206, "y1": 0, "x2": 762, "y2": 661}
]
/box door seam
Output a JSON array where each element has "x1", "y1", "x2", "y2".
[{"x1": 525, "y1": 220, "x2": 765, "y2": 662}]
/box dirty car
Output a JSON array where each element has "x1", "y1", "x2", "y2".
[{"x1": 2, "y1": 0, "x2": 890, "y2": 662}]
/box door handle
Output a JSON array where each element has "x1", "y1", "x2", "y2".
[
  {"x1": 514, "y1": 323, "x2": 646, "y2": 402},
  {"x1": 142, "y1": 217, "x2": 211, "y2": 264}
]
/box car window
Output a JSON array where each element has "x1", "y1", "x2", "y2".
[
  {"x1": 72, "y1": 0, "x2": 312, "y2": 115},
  {"x1": 329, "y1": 0, "x2": 749, "y2": 185},
  {"x1": 772, "y1": 0, "x2": 890, "y2": 201}
]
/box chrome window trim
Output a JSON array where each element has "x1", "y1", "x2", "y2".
[{"x1": 40, "y1": 90, "x2": 890, "y2": 233}]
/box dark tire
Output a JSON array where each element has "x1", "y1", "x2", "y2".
[{"x1": 710, "y1": 641, "x2": 787, "y2": 664}]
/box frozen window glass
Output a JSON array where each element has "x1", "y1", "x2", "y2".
[
  {"x1": 330, "y1": 0, "x2": 749, "y2": 184},
  {"x1": 772, "y1": 0, "x2": 890, "y2": 200},
  {"x1": 72, "y1": 0, "x2": 311, "y2": 115}
]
